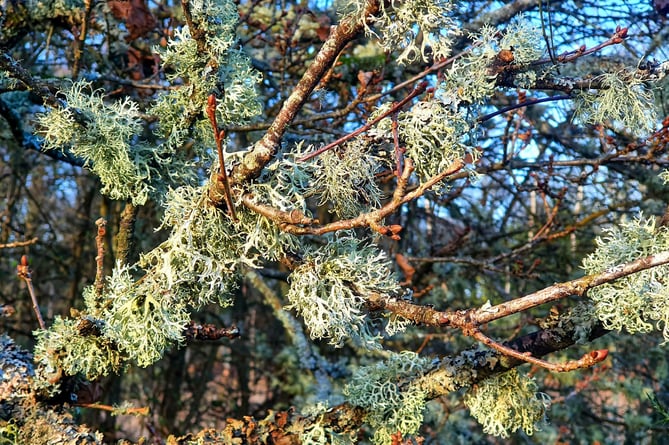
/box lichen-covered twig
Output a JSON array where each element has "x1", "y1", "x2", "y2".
[
  {"x1": 94, "y1": 218, "x2": 107, "y2": 297},
  {"x1": 184, "y1": 321, "x2": 240, "y2": 341},
  {"x1": 243, "y1": 158, "x2": 466, "y2": 239},
  {"x1": 0, "y1": 237, "x2": 38, "y2": 249},
  {"x1": 367, "y1": 250, "x2": 669, "y2": 329}
]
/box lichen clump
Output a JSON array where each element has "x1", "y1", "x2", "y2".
[
  {"x1": 582, "y1": 215, "x2": 669, "y2": 340},
  {"x1": 344, "y1": 351, "x2": 431, "y2": 444},
  {"x1": 286, "y1": 236, "x2": 399, "y2": 348},
  {"x1": 464, "y1": 369, "x2": 550, "y2": 438}
]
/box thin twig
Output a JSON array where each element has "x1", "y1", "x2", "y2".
[
  {"x1": 76, "y1": 403, "x2": 150, "y2": 416},
  {"x1": 298, "y1": 82, "x2": 429, "y2": 162},
  {"x1": 0, "y1": 237, "x2": 38, "y2": 249},
  {"x1": 477, "y1": 95, "x2": 570, "y2": 124},
  {"x1": 72, "y1": 0, "x2": 94, "y2": 79},
  {"x1": 228, "y1": 0, "x2": 381, "y2": 185},
  {"x1": 115, "y1": 203, "x2": 137, "y2": 265},
  {"x1": 207, "y1": 94, "x2": 237, "y2": 221},
  {"x1": 16, "y1": 255, "x2": 45, "y2": 329},
  {"x1": 468, "y1": 328, "x2": 608, "y2": 372}
]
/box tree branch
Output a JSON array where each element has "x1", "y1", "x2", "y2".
[{"x1": 225, "y1": 0, "x2": 381, "y2": 188}]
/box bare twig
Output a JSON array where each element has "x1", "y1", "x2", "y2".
[
  {"x1": 477, "y1": 95, "x2": 570, "y2": 123},
  {"x1": 16, "y1": 255, "x2": 45, "y2": 330},
  {"x1": 468, "y1": 328, "x2": 608, "y2": 372},
  {"x1": 532, "y1": 25, "x2": 629, "y2": 66},
  {"x1": 72, "y1": 0, "x2": 94, "y2": 79},
  {"x1": 75, "y1": 402, "x2": 150, "y2": 416},
  {"x1": 115, "y1": 203, "x2": 137, "y2": 265},
  {"x1": 207, "y1": 94, "x2": 237, "y2": 221},
  {"x1": 298, "y1": 81, "x2": 429, "y2": 162}
]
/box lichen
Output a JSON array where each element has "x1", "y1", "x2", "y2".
[
  {"x1": 464, "y1": 369, "x2": 550, "y2": 438},
  {"x1": 343, "y1": 351, "x2": 431, "y2": 444},
  {"x1": 285, "y1": 236, "x2": 398, "y2": 348},
  {"x1": 582, "y1": 215, "x2": 669, "y2": 340}
]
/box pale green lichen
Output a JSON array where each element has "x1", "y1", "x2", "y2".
[
  {"x1": 573, "y1": 70, "x2": 657, "y2": 136},
  {"x1": 33, "y1": 315, "x2": 122, "y2": 381},
  {"x1": 38, "y1": 80, "x2": 153, "y2": 205},
  {"x1": 344, "y1": 351, "x2": 431, "y2": 444},
  {"x1": 152, "y1": 0, "x2": 262, "y2": 151},
  {"x1": 308, "y1": 138, "x2": 384, "y2": 218},
  {"x1": 140, "y1": 184, "x2": 242, "y2": 308},
  {"x1": 582, "y1": 215, "x2": 669, "y2": 340},
  {"x1": 398, "y1": 101, "x2": 473, "y2": 184},
  {"x1": 285, "y1": 236, "x2": 399, "y2": 348},
  {"x1": 660, "y1": 169, "x2": 669, "y2": 185},
  {"x1": 464, "y1": 369, "x2": 550, "y2": 438},
  {"x1": 443, "y1": 25, "x2": 499, "y2": 104},
  {"x1": 444, "y1": 16, "x2": 542, "y2": 104},
  {"x1": 350, "y1": 0, "x2": 459, "y2": 64},
  {"x1": 243, "y1": 150, "x2": 310, "y2": 260},
  {"x1": 499, "y1": 14, "x2": 543, "y2": 64},
  {"x1": 101, "y1": 264, "x2": 190, "y2": 367},
  {"x1": 365, "y1": 100, "x2": 474, "y2": 189}
]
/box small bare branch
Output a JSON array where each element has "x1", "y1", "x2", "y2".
[
  {"x1": 298, "y1": 81, "x2": 429, "y2": 162},
  {"x1": 16, "y1": 255, "x2": 45, "y2": 330},
  {"x1": 207, "y1": 94, "x2": 237, "y2": 221},
  {"x1": 468, "y1": 327, "x2": 608, "y2": 372}
]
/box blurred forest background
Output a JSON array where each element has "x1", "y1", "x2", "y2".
[{"x1": 2, "y1": 0, "x2": 669, "y2": 443}]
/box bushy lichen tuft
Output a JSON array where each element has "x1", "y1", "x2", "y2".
[
  {"x1": 344, "y1": 351, "x2": 432, "y2": 444},
  {"x1": 243, "y1": 150, "x2": 310, "y2": 259},
  {"x1": 33, "y1": 315, "x2": 122, "y2": 381},
  {"x1": 101, "y1": 264, "x2": 190, "y2": 367},
  {"x1": 140, "y1": 184, "x2": 242, "y2": 308},
  {"x1": 398, "y1": 101, "x2": 473, "y2": 184},
  {"x1": 152, "y1": 0, "x2": 262, "y2": 151},
  {"x1": 582, "y1": 215, "x2": 669, "y2": 340},
  {"x1": 308, "y1": 138, "x2": 384, "y2": 218},
  {"x1": 444, "y1": 16, "x2": 542, "y2": 104},
  {"x1": 443, "y1": 26, "x2": 500, "y2": 104},
  {"x1": 38, "y1": 80, "x2": 153, "y2": 205},
  {"x1": 286, "y1": 236, "x2": 399, "y2": 348},
  {"x1": 573, "y1": 70, "x2": 657, "y2": 136},
  {"x1": 499, "y1": 14, "x2": 543, "y2": 64},
  {"x1": 464, "y1": 369, "x2": 550, "y2": 438},
  {"x1": 363, "y1": 0, "x2": 460, "y2": 64}
]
